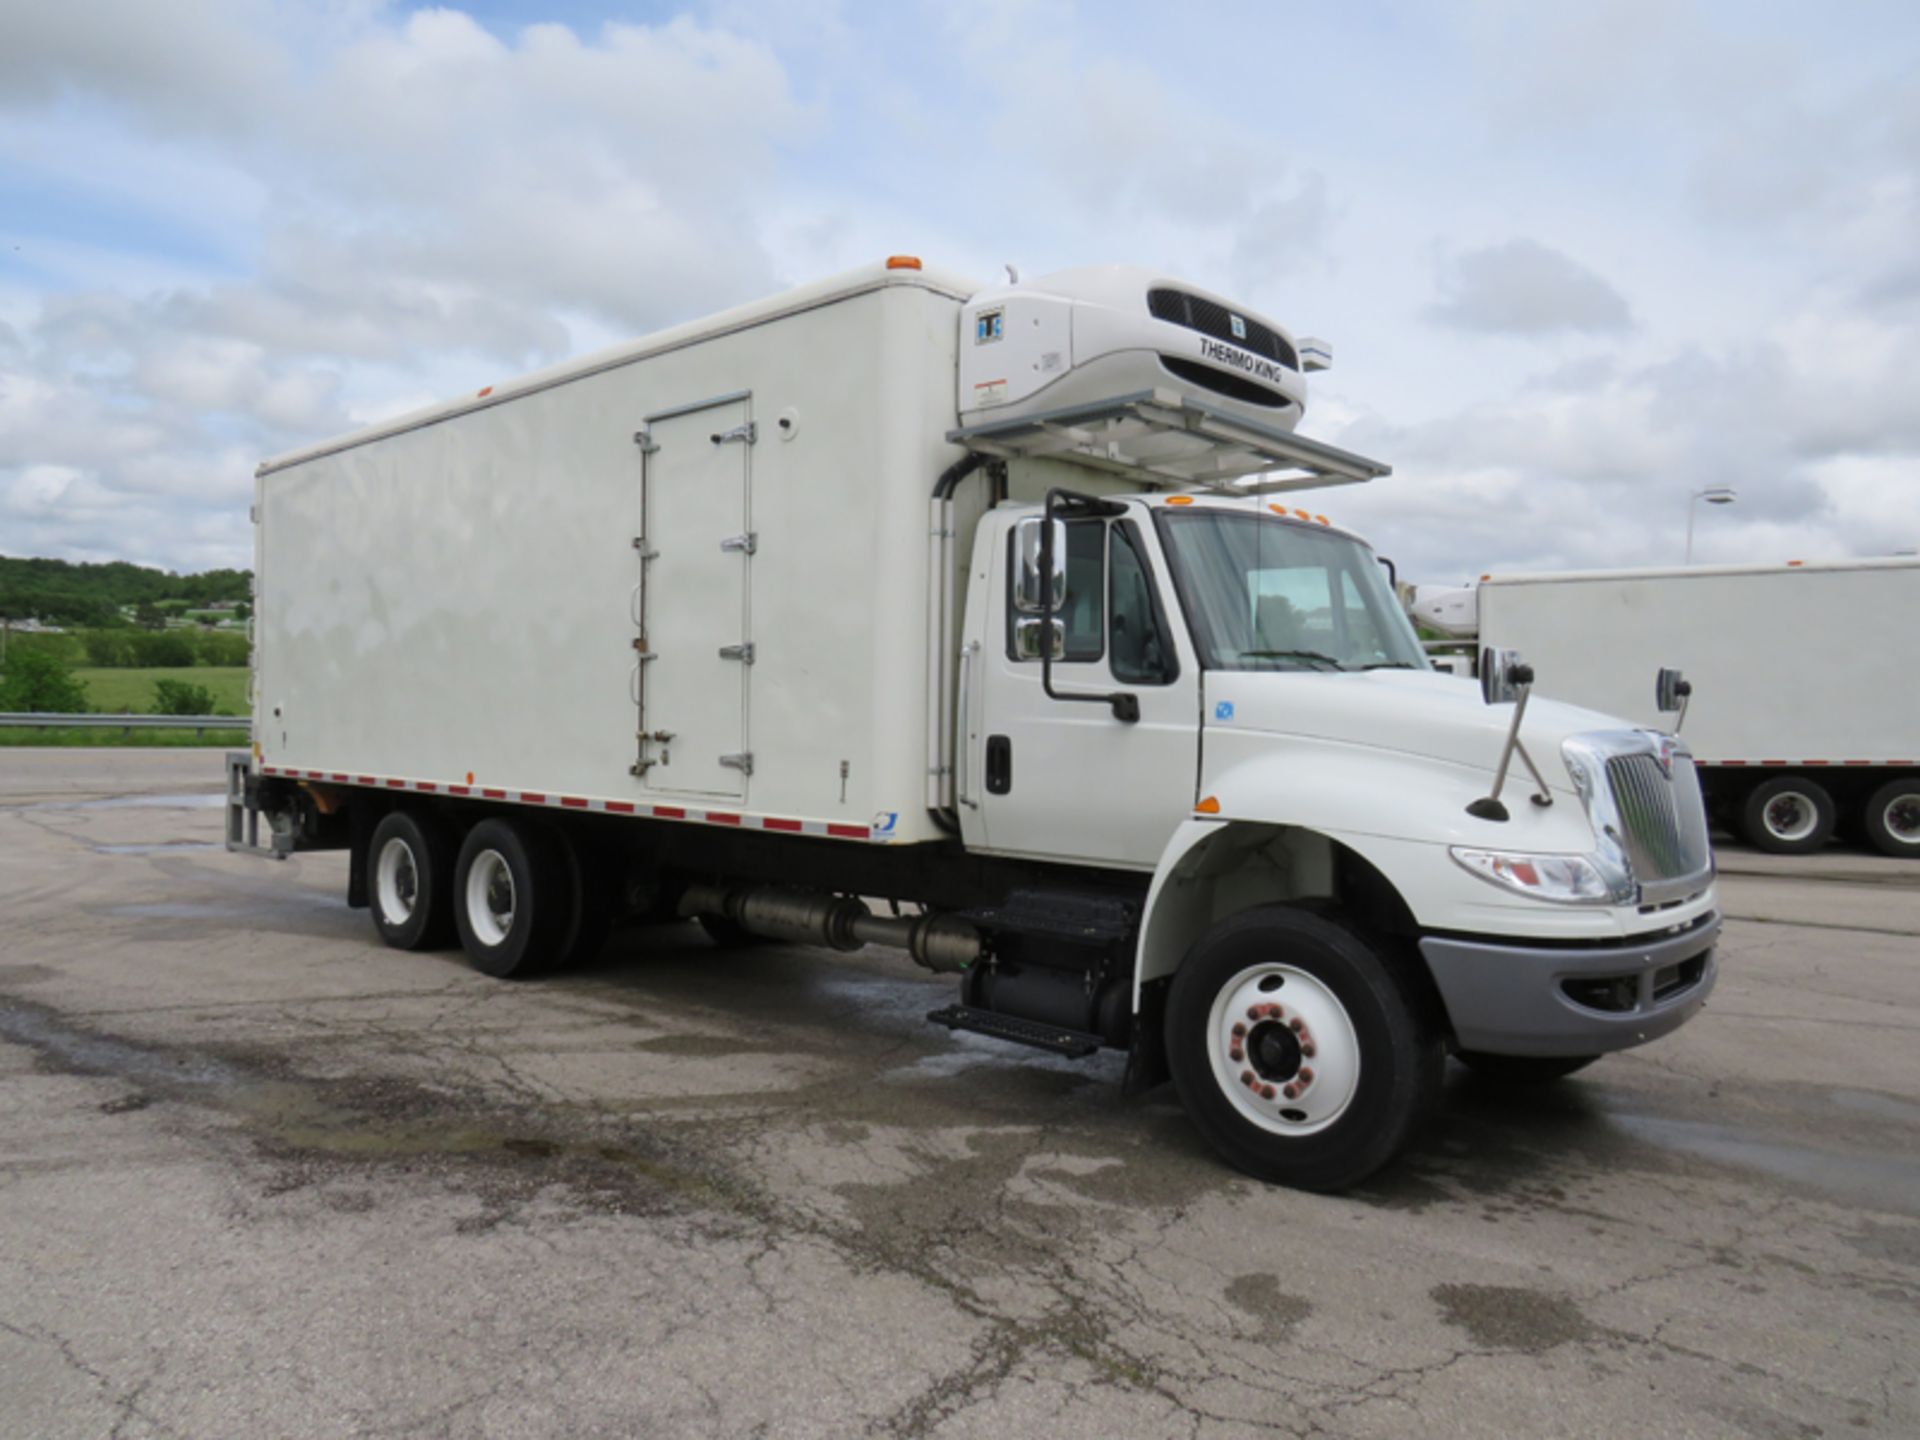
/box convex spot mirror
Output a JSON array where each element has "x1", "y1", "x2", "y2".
[
  {"x1": 1012, "y1": 616, "x2": 1065, "y2": 660},
  {"x1": 1655, "y1": 667, "x2": 1691, "y2": 714},
  {"x1": 1013, "y1": 517, "x2": 1069, "y2": 614},
  {"x1": 1479, "y1": 647, "x2": 1533, "y2": 705}
]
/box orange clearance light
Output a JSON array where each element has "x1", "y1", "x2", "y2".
[
  {"x1": 885, "y1": 255, "x2": 922, "y2": 270},
  {"x1": 1195, "y1": 796, "x2": 1221, "y2": 815},
  {"x1": 1292, "y1": 508, "x2": 1311, "y2": 520},
  {"x1": 476, "y1": 386, "x2": 493, "y2": 398},
  {"x1": 1268, "y1": 503, "x2": 1286, "y2": 515},
  {"x1": 1480, "y1": 573, "x2": 1492, "y2": 581},
  {"x1": 465, "y1": 771, "x2": 475, "y2": 785},
  {"x1": 1314, "y1": 514, "x2": 1330, "y2": 525},
  {"x1": 1167, "y1": 495, "x2": 1194, "y2": 506},
  {"x1": 1787, "y1": 559, "x2": 1803, "y2": 567}
]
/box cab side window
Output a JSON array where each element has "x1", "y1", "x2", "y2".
[{"x1": 1110, "y1": 523, "x2": 1176, "y2": 684}]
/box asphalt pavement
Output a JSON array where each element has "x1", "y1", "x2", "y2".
[{"x1": 2, "y1": 749, "x2": 1915, "y2": 1438}]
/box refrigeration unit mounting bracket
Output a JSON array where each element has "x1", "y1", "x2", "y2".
[{"x1": 948, "y1": 388, "x2": 1391, "y2": 495}]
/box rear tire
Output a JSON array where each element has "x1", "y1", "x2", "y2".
[
  {"x1": 369, "y1": 809, "x2": 454, "y2": 951},
  {"x1": 1455, "y1": 1051, "x2": 1599, "y2": 1083},
  {"x1": 549, "y1": 828, "x2": 616, "y2": 971},
  {"x1": 453, "y1": 818, "x2": 569, "y2": 978},
  {"x1": 1741, "y1": 776, "x2": 1835, "y2": 855},
  {"x1": 1165, "y1": 907, "x2": 1440, "y2": 1192},
  {"x1": 1863, "y1": 779, "x2": 1920, "y2": 858}
]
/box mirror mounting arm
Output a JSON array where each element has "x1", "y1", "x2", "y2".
[
  {"x1": 1039, "y1": 488, "x2": 1139, "y2": 724},
  {"x1": 1467, "y1": 658, "x2": 1545, "y2": 821}
]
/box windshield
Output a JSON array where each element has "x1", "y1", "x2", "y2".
[{"x1": 1155, "y1": 510, "x2": 1429, "y2": 672}]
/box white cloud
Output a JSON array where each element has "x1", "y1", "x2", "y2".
[{"x1": 1429, "y1": 239, "x2": 1632, "y2": 337}]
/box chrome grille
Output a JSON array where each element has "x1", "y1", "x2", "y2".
[{"x1": 1605, "y1": 752, "x2": 1712, "y2": 896}]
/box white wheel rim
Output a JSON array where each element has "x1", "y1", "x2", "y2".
[
  {"x1": 1205, "y1": 963, "x2": 1361, "y2": 1137},
  {"x1": 375, "y1": 836, "x2": 418, "y2": 925},
  {"x1": 466, "y1": 849, "x2": 515, "y2": 948},
  {"x1": 1763, "y1": 791, "x2": 1819, "y2": 842},
  {"x1": 1884, "y1": 793, "x2": 1920, "y2": 845}
]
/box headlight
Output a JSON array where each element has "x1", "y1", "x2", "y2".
[{"x1": 1449, "y1": 847, "x2": 1633, "y2": 906}]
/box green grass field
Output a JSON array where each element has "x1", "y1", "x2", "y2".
[
  {"x1": 75, "y1": 666, "x2": 249, "y2": 715},
  {"x1": 0, "y1": 727, "x2": 250, "y2": 748}
]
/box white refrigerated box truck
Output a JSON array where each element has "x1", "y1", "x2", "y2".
[
  {"x1": 1477, "y1": 560, "x2": 1920, "y2": 858},
  {"x1": 228, "y1": 257, "x2": 1722, "y2": 1190}
]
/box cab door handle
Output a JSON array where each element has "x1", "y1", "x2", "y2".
[{"x1": 985, "y1": 735, "x2": 1012, "y2": 795}]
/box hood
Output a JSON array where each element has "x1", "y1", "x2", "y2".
[{"x1": 1203, "y1": 669, "x2": 1635, "y2": 789}]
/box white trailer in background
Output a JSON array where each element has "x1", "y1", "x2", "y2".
[
  {"x1": 228, "y1": 257, "x2": 1723, "y2": 1191},
  {"x1": 1476, "y1": 559, "x2": 1920, "y2": 857}
]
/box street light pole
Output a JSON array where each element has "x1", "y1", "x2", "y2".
[{"x1": 1685, "y1": 485, "x2": 1738, "y2": 563}]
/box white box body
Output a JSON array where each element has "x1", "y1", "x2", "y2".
[
  {"x1": 1477, "y1": 558, "x2": 1920, "y2": 764},
  {"x1": 253, "y1": 265, "x2": 977, "y2": 844}
]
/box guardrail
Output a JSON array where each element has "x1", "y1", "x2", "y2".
[{"x1": 0, "y1": 712, "x2": 251, "y2": 736}]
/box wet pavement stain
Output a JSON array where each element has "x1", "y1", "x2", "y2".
[
  {"x1": 1431, "y1": 1282, "x2": 1597, "y2": 1353},
  {"x1": 1224, "y1": 1273, "x2": 1312, "y2": 1337}
]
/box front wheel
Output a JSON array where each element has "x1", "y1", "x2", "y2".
[{"x1": 1165, "y1": 907, "x2": 1440, "y2": 1192}]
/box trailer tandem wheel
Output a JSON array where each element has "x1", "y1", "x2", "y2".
[
  {"x1": 1164, "y1": 906, "x2": 1440, "y2": 1192},
  {"x1": 1740, "y1": 776, "x2": 1836, "y2": 855},
  {"x1": 1863, "y1": 778, "x2": 1920, "y2": 858}
]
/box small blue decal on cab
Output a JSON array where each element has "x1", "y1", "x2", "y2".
[
  {"x1": 873, "y1": 811, "x2": 898, "y2": 834},
  {"x1": 1214, "y1": 701, "x2": 1234, "y2": 721}
]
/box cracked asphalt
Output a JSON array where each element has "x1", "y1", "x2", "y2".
[{"x1": 2, "y1": 749, "x2": 1916, "y2": 1438}]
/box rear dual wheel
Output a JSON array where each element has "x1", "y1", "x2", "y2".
[
  {"x1": 1740, "y1": 776, "x2": 1835, "y2": 855},
  {"x1": 1863, "y1": 779, "x2": 1920, "y2": 858},
  {"x1": 452, "y1": 818, "x2": 615, "y2": 978},
  {"x1": 1165, "y1": 907, "x2": 1440, "y2": 1192},
  {"x1": 370, "y1": 810, "x2": 455, "y2": 951}
]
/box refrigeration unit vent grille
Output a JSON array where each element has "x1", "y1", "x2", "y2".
[{"x1": 1148, "y1": 288, "x2": 1298, "y2": 370}]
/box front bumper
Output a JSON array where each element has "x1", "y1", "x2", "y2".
[{"x1": 1419, "y1": 913, "x2": 1720, "y2": 1057}]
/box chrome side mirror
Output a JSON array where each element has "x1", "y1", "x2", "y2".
[
  {"x1": 1479, "y1": 647, "x2": 1531, "y2": 706},
  {"x1": 1656, "y1": 666, "x2": 1692, "y2": 732},
  {"x1": 1014, "y1": 517, "x2": 1068, "y2": 614},
  {"x1": 1012, "y1": 616, "x2": 1064, "y2": 660}
]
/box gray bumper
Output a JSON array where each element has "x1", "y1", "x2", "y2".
[{"x1": 1419, "y1": 914, "x2": 1720, "y2": 1057}]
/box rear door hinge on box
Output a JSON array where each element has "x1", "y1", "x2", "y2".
[
  {"x1": 719, "y1": 532, "x2": 757, "y2": 555},
  {"x1": 717, "y1": 643, "x2": 755, "y2": 664},
  {"x1": 719, "y1": 752, "x2": 754, "y2": 775}
]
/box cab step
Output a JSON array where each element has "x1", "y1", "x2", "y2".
[{"x1": 925, "y1": 1005, "x2": 1104, "y2": 1059}]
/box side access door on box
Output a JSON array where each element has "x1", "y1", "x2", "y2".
[{"x1": 634, "y1": 394, "x2": 756, "y2": 801}]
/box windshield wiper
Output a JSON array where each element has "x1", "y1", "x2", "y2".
[
  {"x1": 1358, "y1": 660, "x2": 1419, "y2": 671},
  {"x1": 1240, "y1": 649, "x2": 1346, "y2": 671}
]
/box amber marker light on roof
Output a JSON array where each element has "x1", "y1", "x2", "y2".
[
  {"x1": 1314, "y1": 515, "x2": 1330, "y2": 525},
  {"x1": 477, "y1": 386, "x2": 493, "y2": 397},
  {"x1": 885, "y1": 255, "x2": 922, "y2": 270},
  {"x1": 1167, "y1": 495, "x2": 1194, "y2": 505},
  {"x1": 1195, "y1": 796, "x2": 1221, "y2": 815}
]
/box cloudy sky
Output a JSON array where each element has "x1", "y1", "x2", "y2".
[{"x1": 3, "y1": 0, "x2": 1916, "y2": 584}]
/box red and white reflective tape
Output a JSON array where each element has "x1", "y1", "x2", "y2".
[
  {"x1": 1706, "y1": 759, "x2": 1915, "y2": 769},
  {"x1": 258, "y1": 765, "x2": 880, "y2": 841}
]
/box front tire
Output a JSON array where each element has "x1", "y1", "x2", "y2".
[
  {"x1": 369, "y1": 809, "x2": 454, "y2": 951},
  {"x1": 1863, "y1": 778, "x2": 1920, "y2": 858},
  {"x1": 1165, "y1": 907, "x2": 1440, "y2": 1192},
  {"x1": 453, "y1": 818, "x2": 569, "y2": 978},
  {"x1": 1741, "y1": 776, "x2": 1835, "y2": 855}
]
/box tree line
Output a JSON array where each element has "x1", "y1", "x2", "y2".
[{"x1": 0, "y1": 556, "x2": 251, "y2": 628}]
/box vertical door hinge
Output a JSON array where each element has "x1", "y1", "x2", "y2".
[
  {"x1": 633, "y1": 429, "x2": 658, "y2": 453},
  {"x1": 719, "y1": 752, "x2": 754, "y2": 775},
  {"x1": 719, "y1": 532, "x2": 757, "y2": 555},
  {"x1": 717, "y1": 643, "x2": 755, "y2": 664}
]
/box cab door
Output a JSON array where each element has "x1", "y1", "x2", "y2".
[{"x1": 965, "y1": 510, "x2": 1199, "y2": 869}]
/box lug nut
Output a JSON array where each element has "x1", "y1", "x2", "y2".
[
  {"x1": 1260, "y1": 1084, "x2": 1277, "y2": 1100},
  {"x1": 1247, "y1": 1006, "x2": 1263, "y2": 1022},
  {"x1": 1288, "y1": 1017, "x2": 1305, "y2": 1033},
  {"x1": 1241, "y1": 1070, "x2": 1256, "y2": 1088},
  {"x1": 1283, "y1": 1082, "x2": 1301, "y2": 1100},
  {"x1": 1301, "y1": 1041, "x2": 1316, "y2": 1058},
  {"x1": 1229, "y1": 1047, "x2": 1244, "y2": 1063},
  {"x1": 1231, "y1": 1023, "x2": 1247, "y2": 1039},
  {"x1": 1298, "y1": 1067, "x2": 1314, "y2": 1086}
]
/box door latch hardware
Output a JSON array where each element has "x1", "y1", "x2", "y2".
[
  {"x1": 710, "y1": 422, "x2": 757, "y2": 446},
  {"x1": 718, "y1": 643, "x2": 755, "y2": 664},
  {"x1": 644, "y1": 730, "x2": 675, "y2": 743},
  {"x1": 719, "y1": 532, "x2": 757, "y2": 555},
  {"x1": 632, "y1": 538, "x2": 659, "y2": 558},
  {"x1": 629, "y1": 760, "x2": 652, "y2": 776},
  {"x1": 632, "y1": 429, "x2": 658, "y2": 454},
  {"x1": 632, "y1": 639, "x2": 656, "y2": 657},
  {"x1": 719, "y1": 752, "x2": 754, "y2": 775}
]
